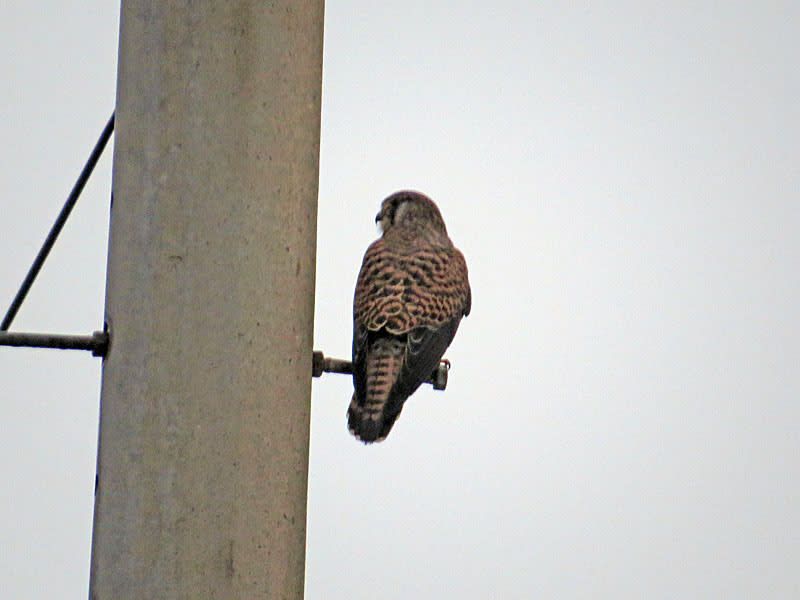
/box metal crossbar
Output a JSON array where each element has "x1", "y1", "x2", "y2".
[
  {"x1": 0, "y1": 331, "x2": 108, "y2": 356},
  {"x1": 312, "y1": 350, "x2": 449, "y2": 390}
]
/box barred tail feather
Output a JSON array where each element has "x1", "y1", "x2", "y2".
[{"x1": 347, "y1": 337, "x2": 405, "y2": 443}]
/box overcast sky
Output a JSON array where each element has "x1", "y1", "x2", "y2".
[{"x1": 2, "y1": 2, "x2": 799, "y2": 598}]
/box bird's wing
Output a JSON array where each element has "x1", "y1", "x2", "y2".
[
  {"x1": 351, "y1": 318, "x2": 369, "y2": 405},
  {"x1": 392, "y1": 317, "x2": 462, "y2": 399}
]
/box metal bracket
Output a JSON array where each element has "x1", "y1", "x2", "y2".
[
  {"x1": 0, "y1": 115, "x2": 115, "y2": 361},
  {"x1": 312, "y1": 350, "x2": 450, "y2": 390}
]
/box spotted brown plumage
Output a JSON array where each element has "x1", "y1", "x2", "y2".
[{"x1": 348, "y1": 191, "x2": 471, "y2": 443}]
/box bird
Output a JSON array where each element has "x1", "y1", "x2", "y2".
[{"x1": 348, "y1": 191, "x2": 471, "y2": 443}]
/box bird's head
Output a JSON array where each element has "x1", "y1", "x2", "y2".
[{"x1": 375, "y1": 190, "x2": 448, "y2": 236}]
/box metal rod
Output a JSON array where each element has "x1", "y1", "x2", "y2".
[
  {"x1": 0, "y1": 330, "x2": 108, "y2": 356},
  {"x1": 312, "y1": 351, "x2": 450, "y2": 390},
  {"x1": 1, "y1": 113, "x2": 115, "y2": 331}
]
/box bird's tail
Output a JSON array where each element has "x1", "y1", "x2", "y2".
[{"x1": 347, "y1": 337, "x2": 405, "y2": 443}]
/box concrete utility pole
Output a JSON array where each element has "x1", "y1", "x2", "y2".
[{"x1": 89, "y1": 2, "x2": 324, "y2": 598}]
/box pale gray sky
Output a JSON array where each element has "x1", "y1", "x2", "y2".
[{"x1": 2, "y1": 2, "x2": 799, "y2": 598}]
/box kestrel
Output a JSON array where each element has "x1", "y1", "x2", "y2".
[{"x1": 348, "y1": 191, "x2": 471, "y2": 443}]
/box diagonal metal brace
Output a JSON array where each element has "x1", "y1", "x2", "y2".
[
  {"x1": 311, "y1": 350, "x2": 450, "y2": 390},
  {"x1": 1, "y1": 113, "x2": 115, "y2": 332}
]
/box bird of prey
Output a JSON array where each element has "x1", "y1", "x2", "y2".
[{"x1": 348, "y1": 191, "x2": 471, "y2": 443}]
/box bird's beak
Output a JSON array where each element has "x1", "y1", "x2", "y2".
[{"x1": 375, "y1": 211, "x2": 382, "y2": 223}]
